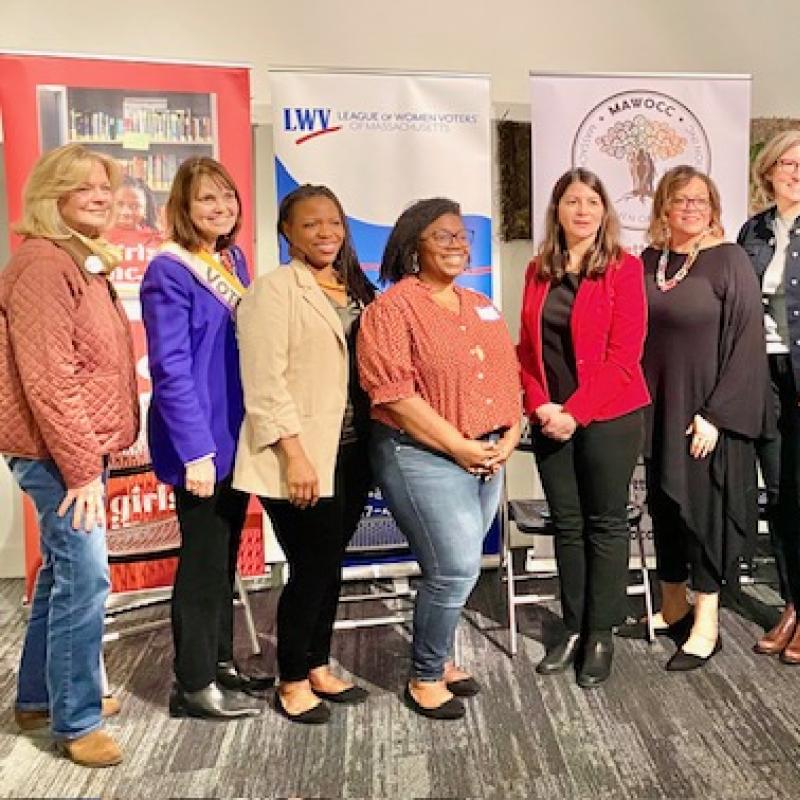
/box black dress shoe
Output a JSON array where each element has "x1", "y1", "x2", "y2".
[
  {"x1": 169, "y1": 681, "x2": 263, "y2": 719},
  {"x1": 312, "y1": 685, "x2": 369, "y2": 704},
  {"x1": 616, "y1": 609, "x2": 694, "y2": 643},
  {"x1": 216, "y1": 661, "x2": 275, "y2": 695},
  {"x1": 577, "y1": 636, "x2": 613, "y2": 689},
  {"x1": 445, "y1": 677, "x2": 481, "y2": 697},
  {"x1": 274, "y1": 692, "x2": 330, "y2": 724},
  {"x1": 665, "y1": 637, "x2": 722, "y2": 671},
  {"x1": 403, "y1": 685, "x2": 465, "y2": 720},
  {"x1": 536, "y1": 633, "x2": 582, "y2": 675}
]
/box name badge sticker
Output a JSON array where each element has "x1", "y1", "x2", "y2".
[{"x1": 476, "y1": 305, "x2": 501, "y2": 322}]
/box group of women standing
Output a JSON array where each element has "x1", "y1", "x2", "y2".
[{"x1": 2, "y1": 130, "x2": 799, "y2": 765}]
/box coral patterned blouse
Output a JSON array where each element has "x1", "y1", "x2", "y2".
[{"x1": 357, "y1": 277, "x2": 521, "y2": 437}]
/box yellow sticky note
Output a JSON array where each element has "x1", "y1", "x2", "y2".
[{"x1": 122, "y1": 132, "x2": 151, "y2": 151}]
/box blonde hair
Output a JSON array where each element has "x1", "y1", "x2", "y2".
[
  {"x1": 14, "y1": 143, "x2": 122, "y2": 269},
  {"x1": 535, "y1": 168, "x2": 622, "y2": 281},
  {"x1": 647, "y1": 166, "x2": 724, "y2": 249},
  {"x1": 753, "y1": 129, "x2": 800, "y2": 205}
]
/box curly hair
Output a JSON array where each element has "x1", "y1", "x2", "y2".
[{"x1": 380, "y1": 198, "x2": 462, "y2": 284}]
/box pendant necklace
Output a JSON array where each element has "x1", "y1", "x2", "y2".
[{"x1": 656, "y1": 230, "x2": 709, "y2": 292}]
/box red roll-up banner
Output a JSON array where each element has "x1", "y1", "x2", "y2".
[{"x1": 0, "y1": 52, "x2": 263, "y2": 599}]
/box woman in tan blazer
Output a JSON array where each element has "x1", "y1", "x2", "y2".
[{"x1": 234, "y1": 184, "x2": 375, "y2": 724}]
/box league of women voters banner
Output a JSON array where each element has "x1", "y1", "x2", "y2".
[
  {"x1": 529, "y1": 72, "x2": 752, "y2": 253},
  {"x1": 0, "y1": 51, "x2": 263, "y2": 599},
  {"x1": 269, "y1": 68, "x2": 499, "y2": 562}
]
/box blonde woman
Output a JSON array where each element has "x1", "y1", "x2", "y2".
[
  {"x1": 0, "y1": 144, "x2": 138, "y2": 766},
  {"x1": 738, "y1": 131, "x2": 800, "y2": 662},
  {"x1": 638, "y1": 166, "x2": 767, "y2": 670}
]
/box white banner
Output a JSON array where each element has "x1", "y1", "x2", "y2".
[
  {"x1": 530, "y1": 73, "x2": 752, "y2": 252},
  {"x1": 270, "y1": 69, "x2": 494, "y2": 296},
  {"x1": 269, "y1": 69, "x2": 497, "y2": 561}
]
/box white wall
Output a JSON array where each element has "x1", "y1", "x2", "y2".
[{"x1": 1, "y1": 0, "x2": 798, "y2": 572}]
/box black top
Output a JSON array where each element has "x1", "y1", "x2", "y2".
[
  {"x1": 327, "y1": 294, "x2": 370, "y2": 446},
  {"x1": 642, "y1": 243, "x2": 768, "y2": 581},
  {"x1": 541, "y1": 273, "x2": 580, "y2": 404}
]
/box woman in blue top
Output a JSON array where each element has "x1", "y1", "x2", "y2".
[{"x1": 141, "y1": 157, "x2": 271, "y2": 719}]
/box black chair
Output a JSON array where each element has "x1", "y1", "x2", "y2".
[{"x1": 501, "y1": 494, "x2": 655, "y2": 655}]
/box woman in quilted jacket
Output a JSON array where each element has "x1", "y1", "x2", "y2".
[{"x1": 0, "y1": 144, "x2": 139, "y2": 767}]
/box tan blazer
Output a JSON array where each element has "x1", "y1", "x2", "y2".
[{"x1": 233, "y1": 259, "x2": 347, "y2": 498}]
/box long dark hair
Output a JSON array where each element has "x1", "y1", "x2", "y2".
[
  {"x1": 536, "y1": 168, "x2": 621, "y2": 281},
  {"x1": 380, "y1": 198, "x2": 462, "y2": 284},
  {"x1": 278, "y1": 184, "x2": 374, "y2": 305}
]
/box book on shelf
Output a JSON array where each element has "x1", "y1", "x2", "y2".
[{"x1": 69, "y1": 107, "x2": 213, "y2": 144}]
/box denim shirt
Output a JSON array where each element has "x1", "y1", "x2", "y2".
[{"x1": 738, "y1": 206, "x2": 800, "y2": 385}]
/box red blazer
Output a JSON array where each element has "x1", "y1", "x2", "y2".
[{"x1": 517, "y1": 251, "x2": 650, "y2": 426}]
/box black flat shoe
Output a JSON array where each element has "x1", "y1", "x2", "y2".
[
  {"x1": 616, "y1": 609, "x2": 694, "y2": 643},
  {"x1": 169, "y1": 681, "x2": 263, "y2": 719},
  {"x1": 274, "y1": 692, "x2": 330, "y2": 724},
  {"x1": 577, "y1": 636, "x2": 613, "y2": 689},
  {"x1": 536, "y1": 633, "x2": 582, "y2": 675},
  {"x1": 665, "y1": 637, "x2": 722, "y2": 672},
  {"x1": 403, "y1": 685, "x2": 465, "y2": 720},
  {"x1": 445, "y1": 677, "x2": 481, "y2": 697},
  {"x1": 312, "y1": 685, "x2": 369, "y2": 704},
  {"x1": 216, "y1": 661, "x2": 275, "y2": 695}
]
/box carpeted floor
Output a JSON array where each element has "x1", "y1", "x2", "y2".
[{"x1": 0, "y1": 571, "x2": 798, "y2": 800}]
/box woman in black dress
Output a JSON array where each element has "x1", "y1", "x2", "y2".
[{"x1": 640, "y1": 165, "x2": 767, "y2": 670}]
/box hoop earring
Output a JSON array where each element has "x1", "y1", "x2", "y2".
[{"x1": 411, "y1": 251, "x2": 420, "y2": 274}]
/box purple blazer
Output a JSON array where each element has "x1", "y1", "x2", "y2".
[{"x1": 140, "y1": 245, "x2": 250, "y2": 487}]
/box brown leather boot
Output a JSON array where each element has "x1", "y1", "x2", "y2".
[
  {"x1": 781, "y1": 619, "x2": 800, "y2": 664},
  {"x1": 57, "y1": 730, "x2": 122, "y2": 768},
  {"x1": 15, "y1": 696, "x2": 122, "y2": 731},
  {"x1": 754, "y1": 604, "x2": 796, "y2": 655}
]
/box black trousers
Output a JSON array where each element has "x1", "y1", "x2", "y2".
[
  {"x1": 261, "y1": 440, "x2": 371, "y2": 682},
  {"x1": 757, "y1": 353, "x2": 800, "y2": 604},
  {"x1": 172, "y1": 476, "x2": 249, "y2": 692},
  {"x1": 649, "y1": 486, "x2": 721, "y2": 593},
  {"x1": 533, "y1": 410, "x2": 643, "y2": 634}
]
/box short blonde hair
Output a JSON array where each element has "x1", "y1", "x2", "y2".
[
  {"x1": 753, "y1": 129, "x2": 800, "y2": 204},
  {"x1": 647, "y1": 165, "x2": 724, "y2": 249},
  {"x1": 14, "y1": 143, "x2": 121, "y2": 239}
]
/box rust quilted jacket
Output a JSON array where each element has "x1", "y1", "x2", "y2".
[{"x1": 0, "y1": 238, "x2": 139, "y2": 488}]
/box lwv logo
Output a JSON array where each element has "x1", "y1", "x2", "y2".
[{"x1": 283, "y1": 107, "x2": 342, "y2": 144}]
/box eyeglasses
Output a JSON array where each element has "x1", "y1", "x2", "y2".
[
  {"x1": 422, "y1": 229, "x2": 474, "y2": 247},
  {"x1": 670, "y1": 196, "x2": 711, "y2": 210},
  {"x1": 776, "y1": 158, "x2": 800, "y2": 174}
]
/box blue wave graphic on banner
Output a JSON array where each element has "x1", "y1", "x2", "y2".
[{"x1": 275, "y1": 158, "x2": 493, "y2": 294}]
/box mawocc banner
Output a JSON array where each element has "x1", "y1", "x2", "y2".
[
  {"x1": 530, "y1": 73, "x2": 751, "y2": 252},
  {"x1": 269, "y1": 70, "x2": 498, "y2": 563},
  {"x1": 270, "y1": 70, "x2": 493, "y2": 297}
]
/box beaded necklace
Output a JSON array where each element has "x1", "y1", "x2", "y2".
[{"x1": 655, "y1": 230, "x2": 709, "y2": 292}]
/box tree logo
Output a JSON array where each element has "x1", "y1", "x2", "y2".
[{"x1": 572, "y1": 91, "x2": 710, "y2": 232}]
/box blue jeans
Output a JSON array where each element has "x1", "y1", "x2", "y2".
[
  {"x1": 6, "y1": 457, "x2": 110, "y2": 740},
  {"x1": 370, "y1": 424, "x2": 502, "y2": 680}
]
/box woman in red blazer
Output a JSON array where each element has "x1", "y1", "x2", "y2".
[{"x1": 518, "y1": 168, "x2": 649, "y2": 688}]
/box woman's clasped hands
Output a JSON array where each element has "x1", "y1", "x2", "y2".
[{"x1": 536, "y1": 402, "x2": 577, "y2": 442}]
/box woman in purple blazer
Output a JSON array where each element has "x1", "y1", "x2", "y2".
[{"x1": 141, "y1": 158, "x2": 271, "y2": 719}]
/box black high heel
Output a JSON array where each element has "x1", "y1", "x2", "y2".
[{"x1": 665, "y1": 637, "x2": 722, "y2": 671}]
